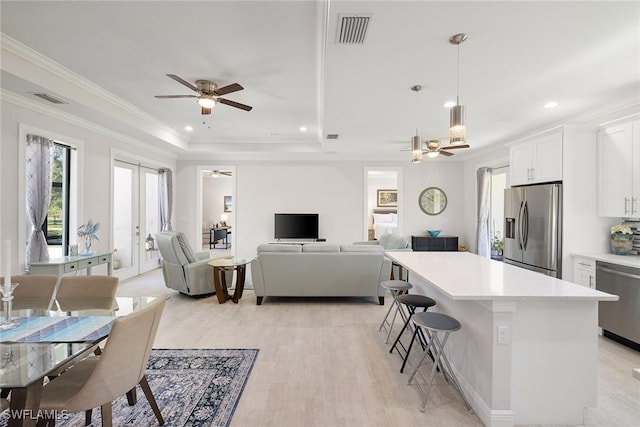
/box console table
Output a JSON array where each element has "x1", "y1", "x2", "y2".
[
  {"x1": 30, "y1": 252, "x2": 113, "y2": 292},
  {"x1": 411, "y1": 235, "x2": 458, "y2": 252},
  {"x1": 210, "y1": 227, "x2": 231, "y2": 249}
]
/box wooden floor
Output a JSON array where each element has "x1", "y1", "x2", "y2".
[{"x1": 119, "y1": 268, "x2": 640, "y2": 427}]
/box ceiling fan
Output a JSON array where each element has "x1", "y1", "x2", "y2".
[
  {"x1": 155, "y1": 74, "x2": 253, "y2": 115},
  {"x1": 207, "y1": 170, "x2": 232, "y2": 178},
  {"x1": 401, "y1": 139, "x2": 470, "y2": 158},
  {"x1": 424, "y1": 140, "x2": 470, "y2": 158}
]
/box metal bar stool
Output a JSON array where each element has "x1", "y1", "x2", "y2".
[
  {"x1": 389, "y1": 294, "x2": 436, "y2": 373},
  {"x1": 407, "y1": 311, "x2": 473, "y2": 413},
  {"x1": 379, "y1": 280, "x2": 413, "y2": 343}
]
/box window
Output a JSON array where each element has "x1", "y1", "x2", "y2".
[{"x1": 44, "y1": 143, "x2": 71, "y2": 257}]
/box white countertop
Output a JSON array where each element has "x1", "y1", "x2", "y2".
[
  {"x1": 572, "y1": 253, "x2": 640, "y2": 269},
  {"x1": 386, "y1": 251, "x2": 618, "y2": 301}
]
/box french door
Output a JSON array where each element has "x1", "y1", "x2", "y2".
[{"x1": 113, "y1": 160, "x2": 161, "y2": 280}]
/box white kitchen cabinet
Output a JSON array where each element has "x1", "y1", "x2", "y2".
[
  {"x1": 597, "y1": 120, "x2": 640, "y2": 217},
  {"x1": 509, "y1": 131, "x2": 563, "y2": 186},
  {"x1": 573, "y1": 257, "x2": 596, "y2": 289}
]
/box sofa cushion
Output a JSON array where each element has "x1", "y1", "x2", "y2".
[
  {"x1": 302, "y1": 243, "x2": 340, "y2": 253},
  {"x1": 257, "y1": 244, "x2": 302, "y2": 253},
  {"x1": 340, "y1": 244, "x2": 385, "y2": 253}
]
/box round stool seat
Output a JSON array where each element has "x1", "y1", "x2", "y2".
[
  {"x1": 381, "y1": 280, "x2": 413, "y2": 291},
  {"x1": 412, "y1": 311, "x2": 461, "y2": 332},
  {"x1": 397, "y1": 294, "x2": 436, "y2": 309}
]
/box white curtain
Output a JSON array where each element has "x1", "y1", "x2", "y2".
[
  {"x1": 476, "y1": 167, "x2": 492, "y2": 258},
  {"x1": 159, "y1": 168, "x2": 173, "y2": 231},
  {"x1": 25, "y1": 134, "x2": 54, "y2": 268}
]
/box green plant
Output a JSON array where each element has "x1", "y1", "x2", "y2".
[{"x1": 491, "y1": 232, "x2": 504, "y2": 253}]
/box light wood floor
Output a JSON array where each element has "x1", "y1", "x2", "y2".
[{"x1": 119, "y1": 268, "x2": 640, "y2": 427}]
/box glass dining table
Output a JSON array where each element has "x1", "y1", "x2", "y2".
[{"x1": 0, "y1": 295, "x2": 158, "y2": 427}]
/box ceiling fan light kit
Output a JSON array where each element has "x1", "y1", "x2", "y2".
[
  {"x1": 155, "y1": 74, "x2": 252, "y2": 115},
  {"x1": 449, "y1": 33, "x2": 468, "y2": 147}
]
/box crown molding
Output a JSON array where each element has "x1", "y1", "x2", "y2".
[
  {"x1": 1, "y1": 89, "x2": 178, "y2": 159},
  {"x1": 1, "y1": 33, "x2": 186, "y2": 148}
]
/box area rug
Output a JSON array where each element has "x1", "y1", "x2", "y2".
[{"x1": 1, "y1": 348, "x2": 258, "y2": 427}]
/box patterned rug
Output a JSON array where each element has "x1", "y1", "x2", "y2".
[{"x1": 2, "y1": 348, "x2": 258, "y2": 427}]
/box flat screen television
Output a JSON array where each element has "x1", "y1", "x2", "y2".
[{"x1": 274, "y1": 213, "x2": 319, "y2": 240}]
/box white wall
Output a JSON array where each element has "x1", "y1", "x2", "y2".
[
  {"x1": 1, "y1": 100, "x2": 176, "y2": 273},
  {"x1": 202, "y1": 175, "x2": 233, "y2": 228},
  {"x1": 175, "y1": 160, "x2": 467, "y2": 263}
]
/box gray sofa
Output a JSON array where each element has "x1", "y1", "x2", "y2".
[{"x1": 251, "y1": 243, "x2": 392, "y2": 305}]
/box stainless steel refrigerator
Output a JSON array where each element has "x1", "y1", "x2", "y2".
[{"x1": 503, "y1": 183, "x2": 562, "y2": 277}]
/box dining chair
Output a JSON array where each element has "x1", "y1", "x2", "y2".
[
  {"x1": 35, "y1": 292, "x2": 167, "y2": 427},
  {"x1": 56, "y1": 276, "x2": 119, "y2": 299},
  {"x1": 10, "y1": 274, "x2": 57, "y2": 300}
]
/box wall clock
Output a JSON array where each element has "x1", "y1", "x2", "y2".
[{"x1": 418, "y1": 187, "x2": 447, "y2": 215}]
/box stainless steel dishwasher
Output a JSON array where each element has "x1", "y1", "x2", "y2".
[{"x1": 596, "y1": 261, "x2": 640, "y2": 348}]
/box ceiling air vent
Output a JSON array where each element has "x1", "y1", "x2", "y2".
[
  {"x1": 31, "y1": 93, "x2": 69, "y2": 104},
  {"x1": 336, "y1": 14, "x2": 372, "y2": 44},
  {"x1": 326, "y1": 134, "x2": 339, "y2": 140}
]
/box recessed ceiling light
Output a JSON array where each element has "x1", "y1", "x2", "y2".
[
  {"x1": 444, "y1": 101, "x2": 456, "y2": 108},
  {"x1": 185, "y1": 126, "x2": 193, "y2": 131},
  {"x1": 544, "y1": 102, "x2": 558, "y2": 109},
  {"x1": 299, "y1": 126, "x2": 308, "y2": 132}
]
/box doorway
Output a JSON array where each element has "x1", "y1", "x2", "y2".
[
  {"x1": 364, "y1": 167, "x2": 403, "y2": 241},
  {"x1": 196, "y1": 166, "x2": 236, "y2": 254},
  {"x1": 113, "y1": 160, "x2": 161, "y2": 280}
]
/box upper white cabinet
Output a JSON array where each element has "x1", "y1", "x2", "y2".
[
  {"x1": 597, "y1": 120, "x2": 640, "y2": 217},
  {"x1": 509, "y1": 132, "x2": 563, "y2": 186}
]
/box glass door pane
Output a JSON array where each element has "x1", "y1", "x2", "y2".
[{"x1": 113, "y1": 161, "x2": 139, "y2": 280}]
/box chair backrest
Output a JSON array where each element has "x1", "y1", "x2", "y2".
[
  {"x1": 156, "y1": 231, "x2": 198, "y2": 267},
  {"x1": 10, "y1": 275, "x2": 57, "y2": 299},
  {"x1": 77, "y1": 293, "x2": 167, "y2": 404},
  {"x1": 57, "y1": 276, "x2": 119, "y2": 299}
]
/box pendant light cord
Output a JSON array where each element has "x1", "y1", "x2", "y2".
[{"x1": 456, "y1": 43, "x2": 461, "y2": 105}]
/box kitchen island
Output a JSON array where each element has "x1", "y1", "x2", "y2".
[{"x1": 385, "y1": 251, "x2": 618, "y2": 427}]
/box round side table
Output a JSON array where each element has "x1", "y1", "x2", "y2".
[{"x1": 208, "y1": 258, "x2": 250, "y2": 304}]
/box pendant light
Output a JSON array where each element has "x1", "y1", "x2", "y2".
[
  {"x1": 449, "y1": 33, "x2": 468, "y2": 146},
  {"x1": 410, "y1": 85, "x2": 424, "y2": 163}
]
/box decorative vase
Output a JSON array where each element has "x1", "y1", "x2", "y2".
[
  {"x1": 610, "y1": 233, "x2": 633, "y2": 255},
  {"x1": 84, "y1": 236, "x2": 93, "y2": 254}
]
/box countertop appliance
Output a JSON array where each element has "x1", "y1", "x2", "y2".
[
  {"x1": 596, "y1": 261, "x2": 640, "y2": 349},
  {"x1": 503, "y1": 183, "x2": 562, "y2": 277}
]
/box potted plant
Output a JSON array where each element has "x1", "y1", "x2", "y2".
[
  {"x1": 610, "y1": 223, "x2": 634, "y2": 255},
  {"x1": 491, "y1": 232, "x2": 504, "y2": 257}
]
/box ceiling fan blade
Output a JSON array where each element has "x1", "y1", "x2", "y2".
[
  {"x1": 201, "y1": 106, "x2": 212, "y2": 115},
  {"x1": 439, "y1": 150, "x2": 454, "y2": 157},
  {"x1": 442, "y1": 144, "x2": 470, "y2": 150},
  {"x1": 154, "y1": 95, "x2": 197, "y2": 99},
  {"x1": 214, "y1": 83, "x2": 244, "y2": 96},
  {"x1": 218, "y1": 98, "x2": 253, "y2": 111},
  {"x1": 166, "y1": 74, "x2": 199, "y2": 93},
  {"x1": 221, "y1": 171, "x2": 232, "y2": 176}
]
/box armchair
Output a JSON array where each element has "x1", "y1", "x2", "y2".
[{"x1": 156, "y1": 231, "x2": 215, "y2": 296}]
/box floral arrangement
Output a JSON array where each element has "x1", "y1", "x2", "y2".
[
  {"x1": 610, "y1": 224, "x2": 633, "y2": 236},
  {"x1": 77, "y1": 219, "x2": 100, "y2": 241},
  {"x1": 491, "y1": 232, "x2": 504, "y2": 253}
]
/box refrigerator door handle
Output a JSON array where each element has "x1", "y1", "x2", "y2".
[
  {"x1": 523, "y1": 201, "x2": 529, "y2": 250},
  {"x1": 517, "y1": 201, "x2": 524, "y2": 250}
]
